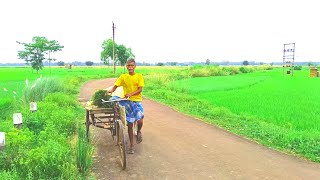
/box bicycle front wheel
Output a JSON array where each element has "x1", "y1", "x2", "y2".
[{"x1": 117, "y1": 120, "x2": 127, "y2": 170}]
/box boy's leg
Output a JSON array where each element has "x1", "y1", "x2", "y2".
[
  {"x1": 134, "y1": 121, "x2": 137, "y2": 135},
  {"x1": 127, "y1": 122, "x2": 134, "y2": 154},
  {"x1": 136, "y1": 118, "x2": 143, "y2": 144},
  {"x1": 137, "y1": 117, "x2": 143, "y2": 132}
]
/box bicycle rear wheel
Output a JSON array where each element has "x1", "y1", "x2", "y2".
[{"x1": 117, "y1": 120, "x2": 127, "y2": 170}]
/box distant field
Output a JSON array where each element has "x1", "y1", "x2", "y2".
[
  {"x1": 0, "y1": 66, "x2": 186, "y2": 99},
  {"x1": 173, "y1": 68, "x2": 320, "y2": 132}
]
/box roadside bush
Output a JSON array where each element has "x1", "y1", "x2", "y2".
[
  {"x1": 0, "y1": 128, "x2": 35, "y2": 172},
  {"x1": 24, "y1": 138, "x2": 78, "y2": 179},
  {"x1": 64, "y1": 76, "x2": 88, "y2": 95},
  {"x1": 0, "y1": 170, "x2": 20, "y2": 179},
  {"x1": 44, "y1": 92, "x2": 79, "y2": 108},
  {"x1": 23, "y1": 93, "x2": 80, "y2": 136}
]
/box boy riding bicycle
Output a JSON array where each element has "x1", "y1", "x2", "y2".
[{"x1": 107, "y1": 58, "x2": 144, "y2": 154}]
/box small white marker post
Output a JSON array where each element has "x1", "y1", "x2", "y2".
[
  {"x1": 0, "y1": 132, "x2": 5, "y2": 150},
  {"x1": 13, "y1": 113, "x2": 23, "y2": 129},
  {"x1": 30, "y1": 102, "x2": 37, "y2": 112}
]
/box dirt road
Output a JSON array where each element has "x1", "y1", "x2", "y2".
[{"x1": 79, "y1": 78, "x2": 320, "y2": 180}]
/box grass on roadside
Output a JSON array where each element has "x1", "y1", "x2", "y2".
[{"x1": 0, "y1": 76, "x2": 94, "y2": 179}]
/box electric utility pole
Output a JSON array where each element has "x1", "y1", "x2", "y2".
[{"x1": 112, "y1": 22, "x2": 116, "y2": 74}]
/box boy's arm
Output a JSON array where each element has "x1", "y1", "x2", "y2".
[
  {"x1": 125, "y1": 87, "x2": 143, "y2": 98},
  {"x1": 106, "y1": 85, "x2": 118, "y2": 95}
]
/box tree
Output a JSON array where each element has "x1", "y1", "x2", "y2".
[
  {"x1": 17, "y1": 36, "x2": 63, "y2": 73},
  {"x1": 101, "y1": 39, "x2": 115, "y2": 66},
  {"x1": 46, "y1": 40, "x2": 64, "y2": 70},
  {"x1": 57, "y1": 61, "x2": 65, "y2": 66},
  {"x1": 307, "y1": 62, "x2": 314, "y2": 67},
  {"x1": 101, "y1": 38, "x2": 135, "y2": 73},
  {"x1": 117, "y1": 44, "x2": 135, "y2": 66},
  {"x1": 243, "y1": 60, "x2": 249, "y2": 66},
  {"x1": 169, "y1": 62, "x2": 177, "y2": 66},
  {"x1": 85, "y1": 61, "x2": 94, "y2": 66},
  {"x1": 205, "y1": 59, "x2": 210, "y2": 65}
]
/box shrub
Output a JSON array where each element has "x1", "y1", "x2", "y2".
[
  {"x1": 259, "y1": 64, "x2": 273, "y2": 70},
  {"x1": 22, "y1": 93, "x2": 80, "y2": 135},
  {"x1": 24, "y1": 138, "x2": 78, "y2": 179},
  {"x1": 0, "y1": 169, "x2": 20, "y2": 179},
  {"x1": 239, "y1": 66, "x2": 254, "y2": 73},
  {"x1": 227, "y1": 66, "x2": 240, "y2": 75},
  {"x1": 0, "y1": 128, "x2": 35, "y2": 173},
  {"x1": 294, "y1": 66, "x2": 302, "y2": 70},
  {"x1": 44, "y1": 92, "x2": 78, "y2": 108}
]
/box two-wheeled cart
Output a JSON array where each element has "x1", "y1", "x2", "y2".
[{"x1": 85, "y1": 99, "x2": 127, "y2": 170}]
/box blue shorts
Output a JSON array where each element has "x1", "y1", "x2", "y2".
[
  {"x1": 110, "y1": 96, "x2": 144, "y2": 124},
  {"x1": 120, "y1": 100, "x2": 144, "y2": 124}
]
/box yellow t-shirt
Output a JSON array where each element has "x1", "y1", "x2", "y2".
[{"x1": 115, "y1": 73, "x2": 144, "y2": 101}]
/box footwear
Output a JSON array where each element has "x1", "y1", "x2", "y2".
[
  {"x1": 128, "y1": 147, "x2": 134, "y2": 154},
  {"x1": 136, "y1": 131, "x2": 142, "y2": 144}
]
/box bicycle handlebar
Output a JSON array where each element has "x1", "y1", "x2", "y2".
[{"x1": 101, "y1": 98, "x2": 129, "y2": 103}]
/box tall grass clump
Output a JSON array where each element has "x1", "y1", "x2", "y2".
[
  {"x1": 76, "y1": 125, "x2": 93, "y2": 176},
  {"x1": 23, "y1": 77, "x2": 64, "y2": 103}
]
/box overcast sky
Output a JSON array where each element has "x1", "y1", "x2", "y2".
[{"x1": 0, "y1": 0, "x2": 319, "y2": 63}]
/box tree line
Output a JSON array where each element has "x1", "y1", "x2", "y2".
[{"x1": 17, "y1": 36, "x2": 134, "y2": 73}]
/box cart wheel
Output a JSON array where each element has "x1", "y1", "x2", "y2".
[
  {"x1": 85, "y1": 110, "x2": 90, "y2": 141},
  {"x1": 117, "y1": 120, "x2": 127, "y2": 170}
]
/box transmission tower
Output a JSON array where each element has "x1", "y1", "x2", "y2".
[{"x1": 282, "y1": 43, "x2": 295, "y2": 76}]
